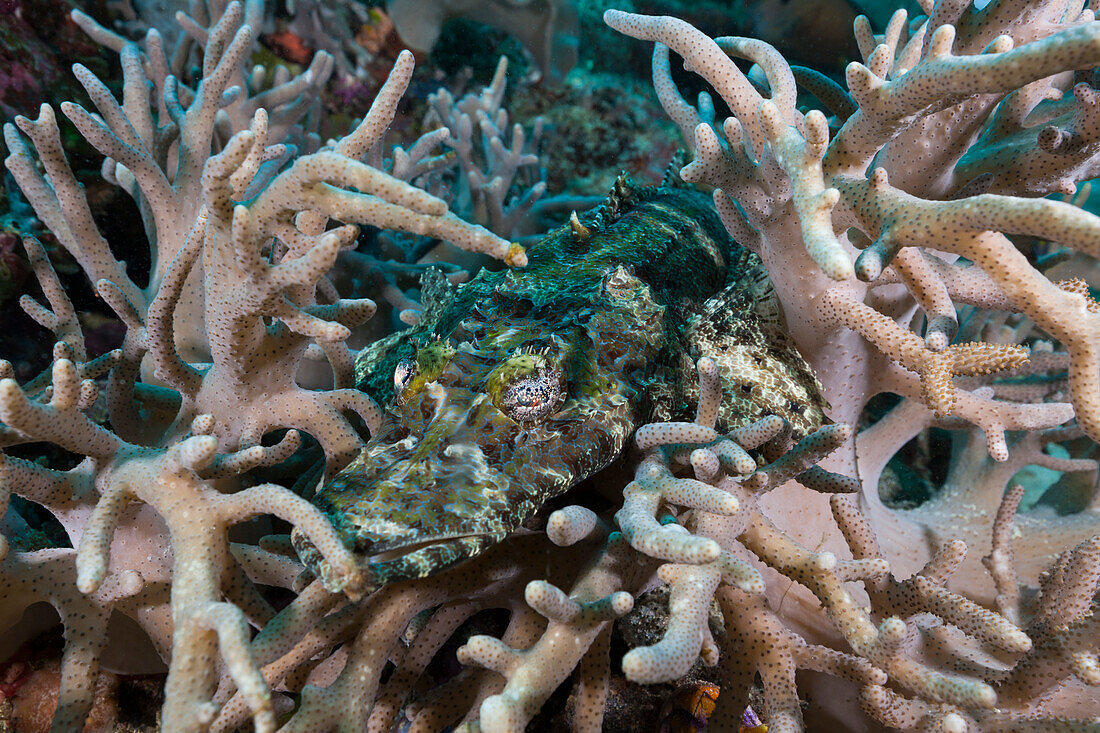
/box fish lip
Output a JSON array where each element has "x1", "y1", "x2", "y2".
[
  {"x1": 314, "y1": 436, "x2": 517, "y2": 552},
  {"x1": 354, "y1": 530, "x2": 495, "y2": 560}
]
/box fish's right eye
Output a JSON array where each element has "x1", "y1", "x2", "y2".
[{"x1": 394, "y1": 357, "x2": 416, "y2": 392}]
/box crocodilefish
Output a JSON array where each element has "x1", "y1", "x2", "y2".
[{"x1": 292, "y1": 175, "x2": 828, "y2": 593}]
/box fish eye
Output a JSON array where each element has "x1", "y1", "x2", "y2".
[
  {"x1": 394, "y1": 357, "x2": 416, "y2": 392},
  {"x1": 500, "y1": 369, "x2": 564, "y2": 422}
]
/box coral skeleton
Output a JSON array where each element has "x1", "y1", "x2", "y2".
[{"x1": 0, "y1": 0, "x2": 1099, "y2": 731}]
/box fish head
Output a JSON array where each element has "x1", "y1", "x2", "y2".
[{"x1": 293, "y1": 267, "x2": 666, "y2": 590}]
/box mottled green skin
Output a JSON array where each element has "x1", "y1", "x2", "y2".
[{"x1": 293, "y1": 179, "x2": 827, "y2": 590}]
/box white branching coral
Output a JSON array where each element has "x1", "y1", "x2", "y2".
[
  {"x1": 606, "y1": 0, "x2": 1100, "y2": 649},
  {"x1": 609, "y1": 356, "x2": 1100, "y2": 732},
  {"x1": 3, "y1": 0, "x2": 1100, "y2": 731},
  {"x1": 0, "y1": 0, "x2": 518, "y2": 729},
  {"x1": 422, "y1": 56, "x2": 548, "y2": 239}
]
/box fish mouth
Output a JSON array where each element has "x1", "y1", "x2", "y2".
[
  {"x1": 366, "y1": 535, "x2": 481, "y2": 563},
  {"x1": 314, "y1": 434, "x2": 517, "y2": 544},
  {"x1": 291, "y1": 451, "x2": 516, "y2": 592},
  {"x1": 290, "y1": 523, "x2": 504, "y2": 594},
  {"x1": 295, "y1": 376, "x2": 636, "y2": 591},
  {"x1": 293, "y1": 391, "x2": 526, "y2": 588}
]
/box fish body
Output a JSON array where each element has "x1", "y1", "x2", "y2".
[{"x1": 293, "y1": 177, "x2": 827, "y2": 590}]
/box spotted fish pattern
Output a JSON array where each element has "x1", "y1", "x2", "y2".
[{"x1": 292, "y1": 176, "x2": 828, "y2": 592}]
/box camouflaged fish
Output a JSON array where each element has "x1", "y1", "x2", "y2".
[{"x1": 292, "y1": 175, "x2": 828, "y2": 592}]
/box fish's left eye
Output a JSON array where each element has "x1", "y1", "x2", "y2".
[
  {"x1": 394, "y1": 357, "x2": 416, "y2": 392},
  {"x1": 500, "y1": 369, "x2": 564, "y2": 422}
]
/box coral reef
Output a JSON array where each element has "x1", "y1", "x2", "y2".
[
  {"x1": 0, "y1": 0, "x2": 108, "y2": 118},
  {"x1": 388, "y1": 0, "x2": 580, "y2": 82},
  {"x1": 0, "y1": 0, "x2": 1099, "y2": 732},
  {"x1": 107, "y1": 0, "x2": 396, "y2": 83}
]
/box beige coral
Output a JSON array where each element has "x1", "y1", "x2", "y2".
[
  {"x1": 4, "y1": 0, "x2": 1100, "y2": 731},
  {"x1": 0, "y1": 1, "x2": 519, "y2": 729}
]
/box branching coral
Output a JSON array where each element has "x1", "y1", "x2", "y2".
[
  {"x1": 332, "y1": 55, "x2": 549, "y2": 331},
  {"x1": 605, "y1": 0, "x2": 1100, "y2": 613},
  {"x1": 0, "y1": 0, "x2": 517, "y2": 729},
  {"x1": 422, "y1": 56, "x2": 548, "y2": 240},
  {"x1": 2, "y1": 0, "x2": 1100, "y2": 731}
]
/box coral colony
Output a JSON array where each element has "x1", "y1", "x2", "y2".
[{"x1": 1, "y1": 0, "x2": 1099, "y2": 731}]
